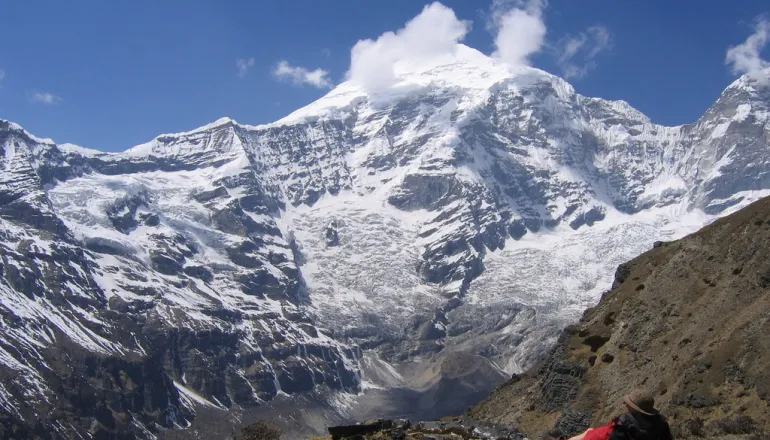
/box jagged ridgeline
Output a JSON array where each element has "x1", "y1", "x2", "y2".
[{"x1": 1, "y1": 45, "x2": 770, "y2": 439}]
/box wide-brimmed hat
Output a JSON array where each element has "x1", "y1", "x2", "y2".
[{"x1": 623, "y1": 389, "x2": 658, "y2": 416}]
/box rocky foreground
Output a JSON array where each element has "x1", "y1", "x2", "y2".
[
  {"x1": 468, "y1": 196, "x2": 770, "y2": 439},
  {"x1": 232, "y1": 418, "x2": 524, "y2": 440}
]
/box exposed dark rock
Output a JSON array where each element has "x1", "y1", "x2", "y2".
[
  {"x1": 193, "y1": 186, "x2": 228, "y2": 203},
  {"x1": 325, "y1": 418, "x2": 523, "y2": 440},
  {"x1": 183, "y1": 265, "x2": 214, "y2": 282},
  {"x1": 1, "y1": 203, "x2": 67, "y2": 236},
  {"x1": 388, "y1": 174, "x2": 459, "y2": 211},
  {"x1": 139, "y1": 213, "x2": 160, "y2": 226},
  {"x1": 508, "y1": 219, "x2": 528, "y2": 240},
  {"x1": 522, "y1": 218, "x2": 542, "y2": 233},
  {"x1": 612, "y1": 263, "x2": 631, "y2": 288},
  {"x1": 569, "y1": 206, "x2": 606, "y2": 230},
  {"x1": 757, "y1": 268, "x2": 770, "y2": 288},
  {"x1": 328, "y1": 420, "x2": 393, "y2": 439},
  {"x1": 150, "y1": 251, "x2": 184, "y2": 275},
  {"x1": 84, "y1": 236, "x2": 133, "y2": 255},
  {"x1": 554, "y1": 409, "x2": 592, "y2": 437},
  {"x1": 582, "y1": 335, "x2": 610, "y2": 352},
  {"x1": 235, "y1": 269, "x2": 296, "y2": 301},
  {"x1": 276, "y1": 361, "x2": 316, "y2": 394},
  {"x1": 600, "y1": 353, "x2": 615, "y2": 363},
  {"x1": 325, "y1": 220, "x2": 340, "y2": 247},
  {"x1": 227, "y1": 240, "x2": 265, "y2": 268},
  {"x1": 212, "y1": 207, "x2": 250, "y2": 236},
  {"x1": 106, "y1": 189, "x2": 151, "y2": 234}
]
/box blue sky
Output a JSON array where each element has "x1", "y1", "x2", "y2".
[{"x1": 0, "y1": 0, "x2": 768, "y2": 152}]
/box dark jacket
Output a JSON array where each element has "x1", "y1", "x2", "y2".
[{"x1": 609, "y1": 412, "x2": 673, "y2": 440}]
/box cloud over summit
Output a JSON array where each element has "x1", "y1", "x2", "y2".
[
  {"x1": 726, "y1": 18, "x2": 770, "y2": 85},
  {"x1": 347, "y1": 2, "x2": 470, "y2": 95},
  {"x1": 490, "y1": 0, "x2": 547, "y2": 68}
]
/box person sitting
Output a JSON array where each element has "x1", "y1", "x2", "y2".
[{"x1": 568, "y1": 389, "x2": 673, "y2": 440}]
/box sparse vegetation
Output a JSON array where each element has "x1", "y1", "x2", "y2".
[
  {"x1": 468, "y1": 198, "x2": 770, "y2": 440},
  {"x1": 237, "y1": 421, "x2": 282, "y2": 440},
  {"x1": 671, "y1": 418, "x2": 705, "y2": 438},
  {"x1": 711, "y1": 415, "x2": 760, "y2": 435}
]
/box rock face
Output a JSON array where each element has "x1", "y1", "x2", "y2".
[
  {"x1": 0, "y1": 121, "x2": 360, "y2": 439},
  {"x1": 1, "y1": 46, "x2": 770, "y2": 438},
  {"x1": 469, "y1": 196, "x2": 770, "y2": 439}
]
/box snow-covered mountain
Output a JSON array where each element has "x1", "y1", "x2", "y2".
[{"x1": 2, "y1": 45, "x2": 769, "y2": 438}]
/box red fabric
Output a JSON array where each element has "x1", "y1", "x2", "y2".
[{"x1": 582, "y1": 423, "x2": 616, "y2": 440}]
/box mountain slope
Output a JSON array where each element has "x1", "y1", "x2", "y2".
[
  {"x1": 0, "y1": 120, "x2": 360, "y2": 439},
  {"x1": 1, "y1": 46, "x2": 770, "y2": 438},
  {"x1": 469, "y1": 196, "x2": 770, "y2": 438}
]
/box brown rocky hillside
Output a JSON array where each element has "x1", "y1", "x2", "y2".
[{"x1": 468, "y1": 196, "x2": 770, "y2": 439}]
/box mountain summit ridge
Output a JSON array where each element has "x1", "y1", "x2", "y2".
[{"x1": 1, "y1": 52, "x2": 770, "y2": 438}]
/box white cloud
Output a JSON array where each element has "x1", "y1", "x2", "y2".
[
  {"x1": 726, "y1": 18, "x2": 770, "y2": 84},
  {"x1": 29, "y1": 91, "x2": 62, "y2": 105},
  {"x1": 489, "y1": 0, "x2": 545, "y2": 21},
  {"x1": 556, "y1": 25, "x2": 612, "y2": 80},
  {"x1": 273, "y1": 61, "x2": 333, "y2": 88},
  {"x1": 489, "y1": 0, "x2": 547, "y2": 68},
  {"x1": 347, "y1": 2, "x2": 470, "y2": 94},
  {"x1": 494, "y1": 10, "x2": 546, "y2": 67},
  {"x1": 489, "y1": 1, "x2": 611, "y2": 79},
  {"x1": 236, "y1": 57, "x2": 256, "y2": 78}
]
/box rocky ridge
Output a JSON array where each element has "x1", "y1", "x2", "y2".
[{"x1": 469, "y1": 196, "x2": 770, "y2": 439}]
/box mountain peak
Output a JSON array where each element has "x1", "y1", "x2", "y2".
[
  {"x1": 724, "y1": 67, "x2": 770, "y2": 94},
  {"x1": 158, "y1": 116, "x2": 239, "y2": 139},
  {"x1": 122, "y1": 116, "x2": 243, "y2": 157},
  {"x1": 276, "y1": 44, "x2": 564, "y2": 125},
  {"x1": 0, "y1": 119, "x2": 56, "y2": 145}
]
